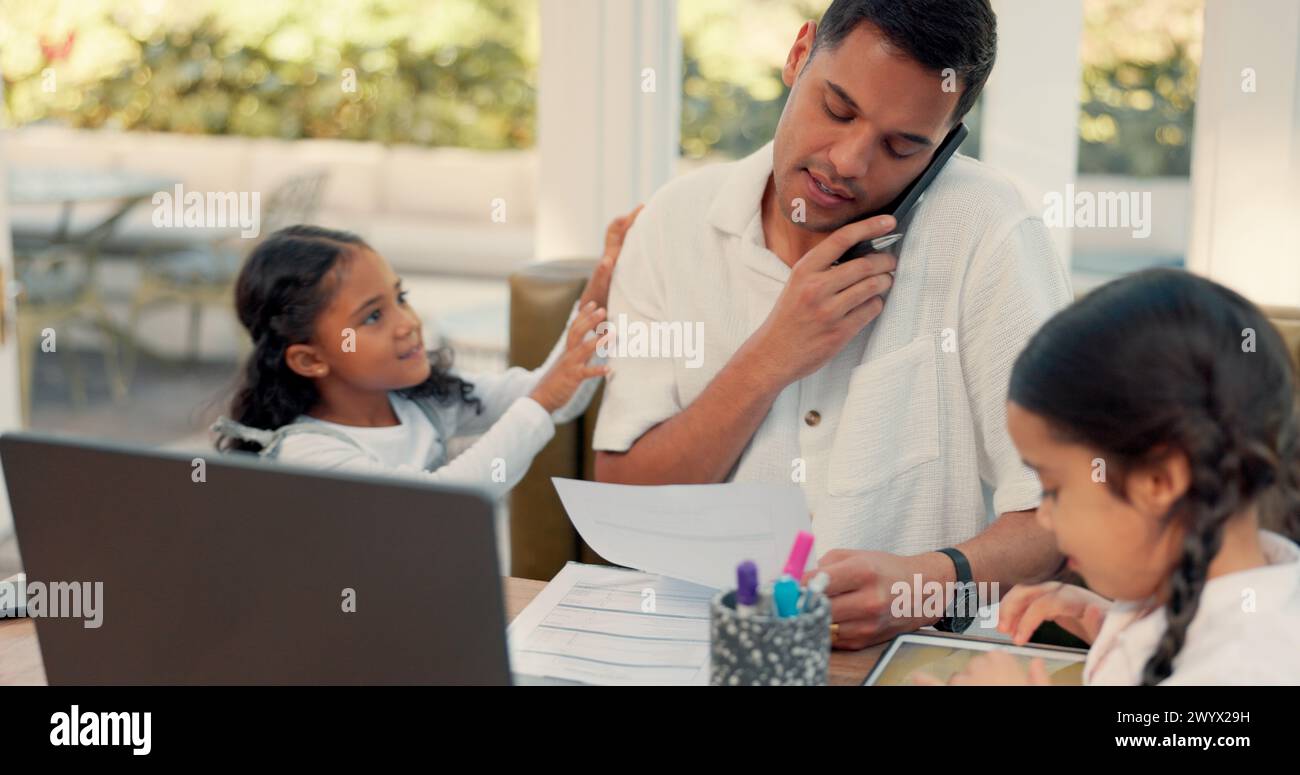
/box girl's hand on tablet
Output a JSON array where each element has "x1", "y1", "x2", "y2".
[
  {"x1": 579, "y1": 205, "x2": 644, "y2": 313},
  {"x1": 997, "y1": 581, "x2": 1111, "y2": 646},
  {"x1": 912, "y1": 651, "x2": 1052, "y2": 686},
  {"x1": 530, "y1": 302, "x2": 610, "y2": 413}
]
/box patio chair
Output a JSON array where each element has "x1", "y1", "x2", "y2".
[
  {"x1": 122, "y1": 169, "x2": 329, "y2": 382},
  {"x1": 14, "y1": 242, "x2": 127, "y2": 423}
]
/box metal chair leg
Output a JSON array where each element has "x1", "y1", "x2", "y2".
[{"x1": 188, "y1": 302, "x2": 202, "y2": 362}]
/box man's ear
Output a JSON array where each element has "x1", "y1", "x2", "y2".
[
  {"x1": 1127, "y1": 445, "x2": 1192, "y2": 520},
  {"x1": 783, "y1": 20, "x2": 817, "y2": 88},
  {"x1": 285, "y1": 342, "x2": 328, "y2": 379}
]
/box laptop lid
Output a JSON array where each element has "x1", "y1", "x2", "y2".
[{"x1": 0, "y1": 431, "x2": 510, "y2": 685}]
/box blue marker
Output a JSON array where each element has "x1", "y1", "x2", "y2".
[{"x1": 773, "y1": 576, "x2": 801, "y2": 618}]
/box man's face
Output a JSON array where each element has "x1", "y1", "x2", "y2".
[{"x1": 772, "y1": 21, "x2": 962, "y2": 233}]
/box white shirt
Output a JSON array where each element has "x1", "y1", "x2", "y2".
[
  {"x1": 276, "y1": 308, "x2": 599, "y2": 501},
  {"x1": 1085, "y1": 530, "x2": 1300, "y2": 686},
  {"x1": 593, "y1": 141, "x2": 1073, "y2": 556}
]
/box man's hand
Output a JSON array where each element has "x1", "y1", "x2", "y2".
[
  {"x1": 802, "y1": 547, "x2": 952, "y2": 650},
  {"x1": 745, "y1": 214, "x2": 898, "y2": 388}
]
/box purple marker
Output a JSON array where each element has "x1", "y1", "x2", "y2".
[{"x1": 736, "y1": 560, "x2": 759, "y2": 617}]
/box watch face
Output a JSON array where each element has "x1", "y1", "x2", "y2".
[{"x1": 947, "y1": 588, "x2": 977, "y2": 632}]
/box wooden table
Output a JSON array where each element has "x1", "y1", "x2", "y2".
[{"x1": 0, "y1": 577, "x2": 883, "y2": 686}]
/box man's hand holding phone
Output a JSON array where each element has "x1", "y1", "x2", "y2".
[{"x1": 743, "y1": 214, "x2": 898, "y2": 387}]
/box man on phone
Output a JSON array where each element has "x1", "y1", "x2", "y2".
[{"x1": 593, "y1": 0, "x2": 1073, "y2": 648}]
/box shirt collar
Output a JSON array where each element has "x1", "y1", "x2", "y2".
[
  {"x1": 706, "y1": 141, "x2": 794, "y2": 283},
  {"x1": 706, "y1": 141, "x2": 775, "y2": 239}
]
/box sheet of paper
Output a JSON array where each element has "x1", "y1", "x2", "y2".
[
  {"x1": 507, "y1": 563, "x2": 715, "y2": 685},
  {"x1": 551, "y1": 478, "x2": 813, "y2": 590}
]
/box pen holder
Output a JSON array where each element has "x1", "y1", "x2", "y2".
[{"x1": 709, "y1": 588, "x2": 831, "y2": 686}]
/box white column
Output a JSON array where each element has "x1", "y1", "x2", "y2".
[
  {"x1": 0, "y1": 88, "x2": 21, "y2": 539},
  {"x1": 982, "y1": 0, "x2": 1085, "y2": 269},
  {"x1": 536, "y1": 0, "x2": 680, "y2": 260},
  {"x1": 1187, "y1": 0, "x2": 1300, "y2": 308}
]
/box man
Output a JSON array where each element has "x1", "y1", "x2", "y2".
[{"x1": 593, "y1": 0, "x2": 1073, "y2": 648}]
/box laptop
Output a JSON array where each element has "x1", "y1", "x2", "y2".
[{"x1": 0, "y1": 431, "x2": 512, "y2": 685}]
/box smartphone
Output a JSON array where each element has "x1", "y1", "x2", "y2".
[{"x1": 835, "y1": 121, "x2": 969, "y2": 264}]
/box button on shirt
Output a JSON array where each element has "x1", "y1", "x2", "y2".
[{"x1": 593, "y1": 142, "x2": 1073, "y2": 556}]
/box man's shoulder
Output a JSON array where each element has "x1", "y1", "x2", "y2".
[
  {"x1": 927, "y1": 154, "x2": 1041, "y2": 225},
  {"x1": 636, "y1": 154, "x2": 750, "y2": 233},
  {"x1": 914, "y1": 154, "x2": 1063, "y2": 274}
]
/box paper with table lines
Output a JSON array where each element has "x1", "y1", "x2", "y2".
[{"x1": 507, "y1": 563, "x2": 715, "y2": 685}]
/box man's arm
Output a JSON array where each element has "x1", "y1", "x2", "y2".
[
  {"x1": 914, "y1": 508, "x2": 1063, "y2": 596},
  {"x1": 812, "y1": 508, "x2": 1061, "y2": 650},
  {"x1": 595, "y1": 337, "x2": 785, "y2": 484}
]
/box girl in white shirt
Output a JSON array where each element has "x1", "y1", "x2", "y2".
[
  {"x1": 921, "y1": 269, "x2": 1300, "y2": 686},
  {"x1": 213, "y1": 212, "x2": 639, "y2": 500}
]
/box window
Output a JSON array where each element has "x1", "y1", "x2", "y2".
[{"x1": 1, "y1": 0, "x2": 539, "y2": 149}]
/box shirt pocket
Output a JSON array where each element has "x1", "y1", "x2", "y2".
[{"x1": 827, "y1": 333, "x2": 940, "y2": 497}]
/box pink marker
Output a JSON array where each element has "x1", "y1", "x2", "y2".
[{"x1": 782, "y1": 530, "x2": 814, "y2": 580}]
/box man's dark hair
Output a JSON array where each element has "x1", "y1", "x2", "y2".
[{"x1": 812, "y1": 0, "x2": 997, "y2": 123}]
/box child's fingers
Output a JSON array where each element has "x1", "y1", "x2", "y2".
[
  {"x1": 1028, "y1": 658, "x2": 1053, "y2": 686},
  {"x1": 1012, "y1": 592, "x2": 1065, "y2": 645},
  {"x1": 603, "y1": 216, "x2": 631, "y2": 257},
  {"x1": 579, "y1": 335, "x2": 602, "y2": 359},
  {"x1": 603, "y1": 203, "x2": 645, "y2": 258},
  {"x1": 909, "y1": 671, "x2": 947, "y2": 686},
  {"x1": 1081, "y1": 602, "x2": 1107, "y2": 641},
  {"x1": 564, "y1": 332, "x2": 604, "y2": 366},
  {"x1": 996, "y1": 582, "x2": 1054, "y2": 635},
  {"x1": 568, "y1": 305, "x2": 605, "y2": 348},
  {"x1": 581, "y1": 304, "x2": 607, "y2": 328},
  {"x1": 580, "y1": 364, "x2": 610, "y2": 380},
  {"x1": 603, "y1": 217, "x2": 625, "y2": 254},
  {"x1": 618, "y1": 204, "x2": 644, "y2": 246}
]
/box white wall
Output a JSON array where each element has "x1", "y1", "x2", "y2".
[
  {"x1": 1188, "y1": 0, "x2": 1300, "y2": 308},
  {"x1": 982, "y1": 0, "x2": 1086, "y2": 270},
  {"x1": 0, "y1": 128, "x2": 21, "y2": 540},
  {"x1": 536, "y1": 0, "x2": 680, "y2": 260}
]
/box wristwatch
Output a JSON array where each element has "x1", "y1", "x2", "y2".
[{"x1": 933, "y1": 547, "x2": 976, "y2": 634}]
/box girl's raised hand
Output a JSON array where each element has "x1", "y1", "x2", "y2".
[
  {"x1": 996, "y1": 581, "x2": 1111, "y2": 646},
  {"x1": 529, "y1": 302, "x2": 611, "y2": 413},
  {"x1": 578, "y1": 204, "x2": 644, "y2": 313}
]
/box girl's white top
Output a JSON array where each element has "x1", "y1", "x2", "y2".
[
  {"x1": 277, "y1": 305, "x2": 599, "y2": 501},
  {"x1": 1085, "y1": 530, "x2": 1300, "y2": 685}
]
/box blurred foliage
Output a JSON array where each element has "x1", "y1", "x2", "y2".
[
  {"x1": 1077, "y1": 0, "x2": 1201, "y2": 176},
  {"x1": 680, "y1": 0, "x2": 829, "y2": 160},
  {"x1": 1, "y1": 0, "x2": 538, "y2": 149},
  {"x1": 3, "y1": 0, "x2": 1201, "y2": 175}
]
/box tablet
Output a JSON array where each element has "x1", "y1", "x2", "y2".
[{"x1": 862, "y1": 631, "x2": 1089, "y2": 686}]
